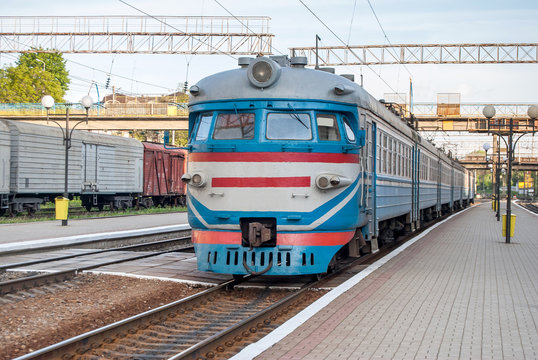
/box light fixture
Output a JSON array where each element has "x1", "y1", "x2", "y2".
[
  {"x1": 247, "y1": 57, "x2": 281, "y2": 89},
  {"x1": 80, "y1": 95, "x2": 94, "y2": 110},
  {"x1": 528, "y1": 105, "x2": 538, "y2": 119},
  {"x1": 482, "y1": 105, "x2": 496, "y2": 119},
  {"x1": 41, "y1": 95, "x2": 55, "y2": 109},
  {"x1": 315, "y1": 174, "x2": 351, "y2": 190}
]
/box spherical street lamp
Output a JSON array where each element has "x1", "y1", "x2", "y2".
[
  {"x1": 528, "y1": 105, "x2": 538, "y2": 119},
  {"x1": 41, "y1": 95, "x2": 55, "y2": 110},
  {"x1": 80, "y1": 95, "x2": 94, "y2": 110},
  {"x1": 482, "y1": 105, "x2": 496, "y2": 119}
]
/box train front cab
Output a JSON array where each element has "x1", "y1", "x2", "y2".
[{"x1": 185, "y1": 100, "x2": 367, "y2": 276}]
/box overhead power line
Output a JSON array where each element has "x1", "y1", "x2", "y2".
[
  {"x1": 0, "y1": 35, "x2": 174, "y2": 92},
  {"x1": 366, "y1": 0, "x2": 413, "y2": 79},
  {"x1": 213, "y1": 0, "x2": 284, "y2": 56},
  {"x1": 297, "y1": 0, "x2": 399, "y2": 93}
]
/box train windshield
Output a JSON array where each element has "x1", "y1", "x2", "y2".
[
  {"x1": 343, "y1": 116, "x2": 356, "y2": 142},
  {"x1": 316, "y1": 114, "x2": 341, "y2": 141},
  {"x1": 266, "y1": 112, "x2": 312, "y2": 140},
  {"x1": 195, "y1": 113, "x2": 213, "y2": 141},
  {"x1": 213, "y1": 113, "x2": 255, "y2": 140}
]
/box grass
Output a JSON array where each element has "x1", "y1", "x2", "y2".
[{"x1": 0, "y1": 202, "x2": 187, "y2": 224}]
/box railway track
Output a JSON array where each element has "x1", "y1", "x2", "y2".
[
  {"x1": 16, "y1": 277, "x2": 320, "y2": 360},
  {"x1": 524, "y1": 202, "x2": 538, "y2": 214},
  {"x1": 12, "y1": 206, "x2": 467, "y2": 359},
  {"x1": 0, "y1": 236, "x2": 193, "y2": 296}
]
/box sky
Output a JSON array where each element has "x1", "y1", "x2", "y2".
[
  {"x1": 0, "y1": 0, "x2": 537, "y2": 157},
  {"x1": 1, "y1": 0, "x2": 537, "y2": 105}
]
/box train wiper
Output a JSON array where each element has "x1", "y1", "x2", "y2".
[{"x1": 287, "y1": 103, "x2": 309, "y2": 129}]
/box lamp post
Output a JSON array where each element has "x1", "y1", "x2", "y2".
[
  {"x1": 482, "y1": 105, "x2": 538, "y2": 243},
  {"x1": 482, "y1": 143, "x2": 491, "y2": 196},
  {"x1": 41, "y1": 95, "x2": 94, "y2": 226}
]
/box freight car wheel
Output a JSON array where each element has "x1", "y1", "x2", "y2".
[
  {"x1": 84, "y1": 203, "x2": 92, "y2": 212},
  {"x1": 97, "y1": 204, "x2": 104, "y2": 211}
]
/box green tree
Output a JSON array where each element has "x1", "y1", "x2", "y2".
[
  {"x1": 174, "y1": 130, "x2": 189, "y2": 146},
  {"x1": 17, "y1": 52, "x2": 70, "y2": 93},
  {"x1": 0, "y1": 51, "x2": 69, "y2": 103},
  {"x1": 0, "y1": 64, "x2": 63, "y2": 102}
]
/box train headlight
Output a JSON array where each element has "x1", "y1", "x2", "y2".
[
  {"x1": 247, "y1": 57, "x2": 281, "y2": 89},
  {"x1": 181, "y1": 174, "x2": 191, "y2": 183},
  {"x1": 191, "y1": 173, "x2": 206, "y2": 187},
  {"x1": 330, "y1": 176, "x2": 341, "y2": 186},
  {"x1": 182, "y1": 173, "x2": 206, "y2": 188},
  {"x1": 316, "y1": 175, "x2": 330, "y2": 189},
  {"x1": 316, "y1": 174, "x2": 351, "y2": 190}
]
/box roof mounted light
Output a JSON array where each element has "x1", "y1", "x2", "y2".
[
  {"x1": 238, "y1": 57, "x2": 252, "y2": 68},
  {"x1": 290, "y1": 56, "x2": 307, "y2": 68},
  {"x1": 247, "y1": 57, "x2": 281, "y2": 88},
  {"x1": 334, "y1": 84, "x2": 355, "y2": 95},
  {"x1": 189, "y1": 85, "x2": 200, "y2": 96}
]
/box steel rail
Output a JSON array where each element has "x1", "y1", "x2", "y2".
[
  {"x1": 14, "y1": 279, "x2": 238, "y2": 360},
  {"x1": 169, "y1": 284, "x2": 313, "y2": 360},
  {"x1": 0, "y1": 238, "x2": 193, "y2": 295},
  {"x1": 0, "y1": 235, "x2": 191, "y2": 272}
]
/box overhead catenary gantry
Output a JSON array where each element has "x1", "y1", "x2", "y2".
[
  {"x1": 289, "y1": 43, "x2": 538, "y2": 66},
  {"x1": 0, "y1": 16, "x2": 273, "y2": 55}
]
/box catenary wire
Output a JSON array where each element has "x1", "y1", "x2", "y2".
[
  {"x1": 213, "y1": 0, "x2": 282, "y2": 56},
  {"x1": 118, "y1": 0, "x2": 238, "y2": 61},
  {"x1": 297, "y1": 0, "x2": 399, "y2": 93},
  {"x1": 366, "y1": 0, "x2": 413, "y2": 79},
  {"x1": 0, "y1": 35, "x2": 174, "y2": 92}
]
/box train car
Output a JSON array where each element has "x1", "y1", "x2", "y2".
[
  {"x1": 0, "y1": 121, "x2": 10, "y2": 215},
  {"x1": 183, "y1": 56, "x2": 473, "y2": 277},
  {"x1": 77, "y1": 130, "x2": 144, "y2": 211},
  {"x1": 0, "y1": 119, "x2": 144, "y2": 214},
  {"x1": 141, "y1": 143, "x2": 187, "y2": 208}
]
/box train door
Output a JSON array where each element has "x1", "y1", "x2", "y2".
[
  {"x1": 82, "y1": 143, "x2": 98, "y2": 191},
  {"x1": 365, "y1": 117, "x2": 377, "y2": 238}
]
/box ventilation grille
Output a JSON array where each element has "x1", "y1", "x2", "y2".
[{"x1": 205, "y1": 249, "x2": 316, "y2": 268}]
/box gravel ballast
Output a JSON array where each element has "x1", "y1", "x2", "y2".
[{"x1": 0, "y1": 273, "x2": 206, "y2": 359}]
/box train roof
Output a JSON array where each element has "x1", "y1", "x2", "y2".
[
  {"x1": 0, "y1": 119, "x2": 142, "y2": 148},
  {"x1": 189, "y1": 57, "x2": 397, "y2": 120},
  {"x1": 189, "y1": 56, "x2": 461, "y2": 168}
]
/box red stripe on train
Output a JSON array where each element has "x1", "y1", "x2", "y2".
[
  {"x1": 192, "y1": 230, "x2": 354, "y2": 246},
  {"x1": 189, "y1": 152, "x2": 359, "y2": 164},
  {"x1": 212, "y1": 176, "x2": 310, "y2": 188}
]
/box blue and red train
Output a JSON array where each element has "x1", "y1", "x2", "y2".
[{"x1": 181, "y1": 56, "x2": 474, "y2": 276}]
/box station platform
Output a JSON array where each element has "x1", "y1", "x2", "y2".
[
  {"x1": 0, "y1": 212, "x2": 188, "y2": 252},
  {"x1": 234, "y1": 202, "x2": 538, "y2": 360}
]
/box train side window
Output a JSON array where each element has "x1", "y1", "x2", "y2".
[
  {"x1": 195, "y1": 113, "x2": 213, "y2": 141},
  {"x1": 382, "y1": 134, "x2": 387, "y2": 173},
  {"x1": 213, "y1": 113, "x2": 255, "y2": 140},
  {"x1": 316, "y1": 114, "x2": 341, "y2": 141},
  {"x1": 388, "y1": 138, "x2": 393, "y2": 175},
  {"x1": 266, "y1": 112, "x2": 312, "y2": 140},
  {"x1": 343, "y1": 117, "x2": 356, "y2": 142}
]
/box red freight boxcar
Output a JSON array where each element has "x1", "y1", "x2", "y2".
[{"x1": 141, "y1": 143, "x2": 187, "y2": 207}]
